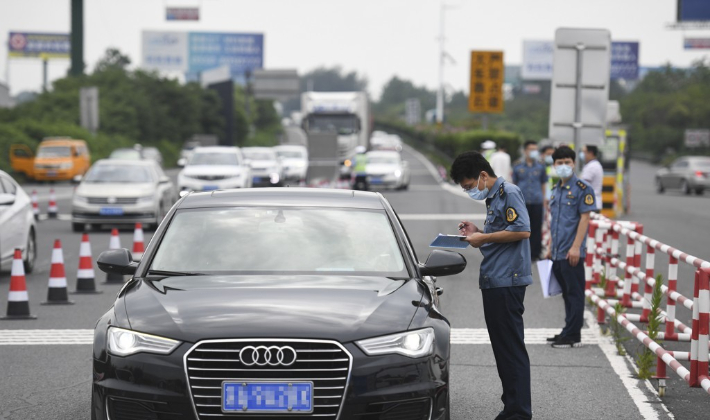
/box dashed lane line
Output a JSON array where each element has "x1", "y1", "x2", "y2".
[{"x1": 0, "y1": 328, "x2": 598, "y2": 346}]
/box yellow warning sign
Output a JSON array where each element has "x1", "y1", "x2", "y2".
[{"x1": 469, "y1": 51, "x2": 504, "y2": 114}]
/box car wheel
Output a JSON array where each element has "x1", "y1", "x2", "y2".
[
  {"x1": 682, "y1": 179, "x2": 691, "y2": 195},
  {"x1": 655, "y1": 178, "x2": 664, "y2": 193},
  {"x1": 72, "y1": 222, "x2": 84, "y2": 233},
  {"x1": 23, "y1": 228, "x2": 36, "y2": 274},
  {"x1": 696, "y1": 188, "x2": 704, "y2": 196}
]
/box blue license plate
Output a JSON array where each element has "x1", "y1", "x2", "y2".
[
  {"x1": 253, "y1": 177, "x2": 263, "y2": 183},
  {"x1": 222, "y1": 382, "x2": 313, "y2": 413},
  {"x1": 99, "y1": 207, "x2": 124, "y2": 216},
  {"x1": 370, "y1": 177, "x2": 382, "y2": 184},
  {"x1": 47, "y1": 171, "x2": 57, "y2": 177},
  {"x1": 202, "y1": 185, "x2": 219, "y2": 191}
]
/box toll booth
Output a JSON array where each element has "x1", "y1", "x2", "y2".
[{"x1": 599, "y1": 128, "x2": 629, "y2": 218}]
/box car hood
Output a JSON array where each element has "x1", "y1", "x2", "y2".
[
  {"x1": 367, "y1": 163, "x2": 399, "y2": 175},
  {"x1": 76, "y1": 182, "x2": 155, "y2": 197},
  {"x1": 249, "y1": 161, "x2": 279, "y2": 170},
  {"x1": 124, "y1": 275, "x2": 423, "y2": 343},
  {"x1": 182, "y1": 165, "x2": 244, "y2": 177}
]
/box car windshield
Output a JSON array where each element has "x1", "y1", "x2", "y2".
[
  {"x1": 150, "y1": 207, "x2": 407, "y2": 276},
  {"x1": 243, "y1": 151, "x2": 275, "y2": 161},
  {"x1": 693, "y1": 160, "x2": 710, "y2": 168},
  {"x1": 37, "y1": 146, "x2": 71, "y2": 158},
  {"x1": 84, "y1": 164, "x2": 154, "y2": 183},
  {"x1": 110, "y1": 149, "x2": 142, "y2": 160},
  {"x1": 368, "y1": 156, "x2": 399, "y2": 165},
  {"x1": 276, "y1": 150, "x2": 305, "y2": 159},
  {"x1": 189, "y1": 152, "x2": 239, "y2": 166}
]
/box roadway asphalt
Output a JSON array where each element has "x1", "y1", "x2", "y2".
[{"x1": 0, "y1": 151, "x2": 707, "y2": 419}]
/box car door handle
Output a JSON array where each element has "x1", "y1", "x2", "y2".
[{"x1": 435, "y1": 287, "x2": 444, "y2": 296}]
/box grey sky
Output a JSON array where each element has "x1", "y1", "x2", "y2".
[{"x1": 1, "y1": 0, "x2": 708, "y2": 98}]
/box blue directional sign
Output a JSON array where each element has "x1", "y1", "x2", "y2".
[
  {"x1": 188, "y1": 32, "x2": 264, "y2": 82},
  {"x1": 610, "y1": 42, "x2": 639, "y2": 80}
]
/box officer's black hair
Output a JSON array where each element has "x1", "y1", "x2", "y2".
[
  {"x1": 540, "y1": 145, "x2": 553, "y2": 154},
  {"x1": 450, "y1": 151, "x2": 497, "y2": 184},
  {"x1": 523, "y1": 140, "x2": 537, "y2": 150},
  {"x1": 552, "y1": 145, "x2": 576, "y2": 163},
  {"x1": 586, "y1": 145, "x2": 599, "y2": 157}
]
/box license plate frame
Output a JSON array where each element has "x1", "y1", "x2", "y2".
[
  {"x1": 202, "y1": 185, "x2": 219, "y2": 191},
  {"x1": 47, "y1": 171, "x2": 58, "y2": 177},
  {"x1": 99, "y1": 207, "x2": 124, "y2": 216},
  {"x1": 221, "y1": 381, "x2": 313, "y2": 414},
  {"x1": 369, "y1": 177, "x2": 382, "y2": 184}
]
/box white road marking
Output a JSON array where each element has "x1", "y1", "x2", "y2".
[
  {"x1": 584, "y1": 311, "x2": 673, "y2": 419},
  {"x1": 399, "y1": 213, "x2": 486, "y2": 221},
  {"x1": 0, "y1": 328, "x2": 599, "y2": 346}
]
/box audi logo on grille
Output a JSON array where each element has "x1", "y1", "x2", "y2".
[{"x1": 239, "y1": 345, "x2": 297, "y2": 366}]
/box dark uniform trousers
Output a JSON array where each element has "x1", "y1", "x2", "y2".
[
  {"x1": 526, "y1": 203, "x2": 543, "y2": 260},
  {"x1": 551, "y1": 259, "x2": 585, "y2": 341},
  {"x1": 482, "y1": 285, "x2": 532, "y2": 420}
]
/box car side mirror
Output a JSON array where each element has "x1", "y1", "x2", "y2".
[
  {"x1": 72, "y1": 174, "x2": 83, "y2": 184},
  {"x1": 0, "y1": 193, "x2": 15, "y2": 206},
  {"x1": 159, "y1": 176, "x2": 170, "y2": 184},
  {"x1": 420, "y1": 249, "x2": 466, "y2": 277},
  {"x1": 97, "y1": 249, "x2": 138, "y2": 275},
  {"x1": 177, "y1": 158, "x2": 187, "y2": 167}
]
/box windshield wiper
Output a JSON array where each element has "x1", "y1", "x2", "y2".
[{"x1": 146, "y1": 269, "x2": 203, "y2": 277}]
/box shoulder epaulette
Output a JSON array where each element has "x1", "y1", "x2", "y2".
[
  {"x1": 576, "y1": 180, "x2": 587, "y2": 190},
  {"x1": 499, "y1": 184, "x2": 505, "y2": 197}
]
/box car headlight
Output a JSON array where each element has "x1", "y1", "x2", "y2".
[
  {"x1": 107, "y1": 327, "x2": 181, "y2": 356},
  {"x1": 356, "y1": 328, "x2": 435, "y2": 358},
  {"x1": 394, "y1": 169, "x2": 402, "y2": 178},
  {"x1": 59, "y1": 162, "x2": 74, "y2": 169},
  {"x1": 73, "y1": 195, "x2": 88, "y2": 203},
  {"x1": 137, "y1": 195, "x2": 155, "y2": 204}
]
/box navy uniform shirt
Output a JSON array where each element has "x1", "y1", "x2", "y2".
[
  {"x1": 479, "y1": 177, "x2": 533, "y2": 289},
  {"x1": 549, "y1": 174, "x2": 597, "y2": 261},
  {"x1": 512, "y1": 160, "x2": 548, "y2": 205}
]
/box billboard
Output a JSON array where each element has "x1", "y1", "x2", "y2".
[
  {"x1": 166, "y1": 7, "x2": 199, "y2": 21},
  {"x1": 142, "y1": 31, "x2": 263, "y2": 82},
  {"x1": 523, "y1": 39, "x2": 639, "y2": 80},
  {"x1": 522, "y1": 41, "x2": 554, "y2": 80},
  {"x1": 8, "y1": 32, "x2": 70, "y2": 59},
  {"x1": 610, "y1": 42, "x2": 639, "y2": 80},
  {"x1": 684, "y1": 38, "x2": 710, "y2": 49},
  {"x1": 469, "y1": 51, "x2": 505, "y2": 114},
  {"x1": 678, "y1": 0, "x2": 710, "y2": 22}
]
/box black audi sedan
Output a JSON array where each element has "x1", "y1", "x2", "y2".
[{"x1": 93, "y1": 188, "x2": 466, "y2": 420}]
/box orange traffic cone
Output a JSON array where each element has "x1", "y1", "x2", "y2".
[
  {"x1": 31, "y1": 190, "x2": 39, "y2": 220},
  {"x1": 0, "y1": 249, "x2": 37, "y2": 319},
  {"x1": 47, "y1": 188, "x2": 58, "y2": 218},
  {"x1": 104, "y1": 228, "x2": 124, "y2": 284},
  {"x1": 132, "y1": 223, "x2": 145, "y2": 261},
  {"x1": 73, "y1": 233, "x2": 101, "y2": 294},
  {"x1": 42, "y1": 239, "x2": 74, "y2": 305}
]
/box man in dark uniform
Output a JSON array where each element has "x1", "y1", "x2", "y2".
[
  {"x1": 513, "y1": 140, "x2": 548, "y2": 260},
  {"x1": 546, "y1": 146, "x2": 597, "y2": 348},
  {"x1": 451, "y1": 151, "x2": 533, "y2": 420}
]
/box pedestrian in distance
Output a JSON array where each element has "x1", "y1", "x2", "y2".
[
  {"x1": 580, "y1": 145, "x2": 603, "y2": 210},
  {"x1": 546, "y1": 146, "x2": 597, "y2": 349},
  {"x1": 450, "y1": 151, "x2": 533, "y2": 420},
  {"x1": 352, "y1": 146, "x2": 369, "y2": 191},
  {"x1": 481, "y1": 139, "x2": 496, "y2": 160},
  {"x1": 512, "y1": 141, "x2": 548, "y2": 261},
  {"x1": 540, "y1": 145, "x2": 558, "y2": 202},
  {"x1": 490, "y1": 145, "x2": 513, "y2": 181}
]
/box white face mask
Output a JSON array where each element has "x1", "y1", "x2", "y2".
[
  {"x1": 466, "y1": 175, "x2": 489, "y2": 200},
  {"x1": 555, "y1": 164, "x2": 574, "y2": 179}
]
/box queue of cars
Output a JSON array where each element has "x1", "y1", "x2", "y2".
[{"x1": 364, "y1": 131, "x2": 411, "y2": 190}]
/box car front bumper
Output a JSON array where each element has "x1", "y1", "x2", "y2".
[
  {"x1": 33, "y1": 168, "x2": 75, "y2": 181},
  {"x1": 92, "y1": 341, "x2": 449, "y2": 420},
  {"x1": 72, "y1": 201, "x2": 157, "y2": 225}
]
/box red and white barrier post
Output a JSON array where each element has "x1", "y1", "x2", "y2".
[
  {"x1": 31, "y1": 190, "x2": 39, "y2": 220},
  {"x1": 47, "y1": 188, "x2": 58, "y2": 219}
]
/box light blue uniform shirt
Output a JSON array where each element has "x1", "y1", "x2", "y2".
[
  {"x1": 479, "y1": 177, "x2": 533, "y2": 289},
  {"x1": 550, "y1": 174, "x2": 597, "y2": 261},
  {"x1": 512, "y1": 161, "x2": 548, "y2": 205}
]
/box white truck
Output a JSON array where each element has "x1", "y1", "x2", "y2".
[{"x1": 301, "y1": 92, "x2": 371, "y2": 175}]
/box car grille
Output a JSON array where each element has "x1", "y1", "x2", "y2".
[
  {"x1": 356, "y1": 398, "x2": 432, "y2": 420},
  {"x1": 35, "y1": 164, "x2": 61, "y2": 170},
  {"x1": 190, "y1": 175, "x2": 231, "y2": 181},
  {"x1": 184, "y1": 339, "x2": 352, "y2": 419},
  {"x1": 87, "y1": 197, "x2": 138, "y2": 205},
  {"x1": 108, "y1": 397, "x2": 185, "y2": 420}
]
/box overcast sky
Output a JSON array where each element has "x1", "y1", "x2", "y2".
[{"x1": 1, "y1": 0, "x2": 708, "y2": 98}]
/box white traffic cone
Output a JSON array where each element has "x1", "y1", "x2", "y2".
[
  {"x1": 31, "y1": 190, "x2": 39, "y2": 220},
  {"x1": 0, "y1": 249, "x2": 37, "y2": 319},
  {"x1": 47, "y1": 188, "x2": 58, "y2": 218},
  {"x1": 105, "y1": 228, "x2": 124, "y2": 284},
  {"x1": 42, "y1": 239, "x2": 74, "y2": 305},
  {"x1": 73, "y1": 233, "x2": 101, "y2": 294},
  {"x1": 132, "y1": 223, "x2": 145, "y2": 261}
]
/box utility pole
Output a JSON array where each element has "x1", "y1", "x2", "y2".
[
  {"x1": 70, "y1": 0, "x2": 84, "y2": 76},
  {"x1": 436, "y1": 0, "x2": 456, "y2": 126}
]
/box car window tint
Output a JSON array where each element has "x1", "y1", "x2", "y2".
[{"x1": 150, "y1": 208, "x2": 407, "y2": 276}]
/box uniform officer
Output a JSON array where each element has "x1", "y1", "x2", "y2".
[
  {"x1": 451, "y1": 151, "x2": 533, "y2": 420},
  {"x1": 513, "y1": 140, "x2": 548, "y2": 260},
  {"x1": 546, "y1": 146, "x2": 597, "y2": 348}
]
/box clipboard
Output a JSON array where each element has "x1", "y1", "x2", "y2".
[
  {"x1": 430, "y1": 234, "x2": 469, "y2": 249},
  {"x1": 536, "y1": 259, "x2": 562, "y2": 298}
]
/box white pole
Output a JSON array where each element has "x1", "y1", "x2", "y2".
[{"x1": 436, "y1": 0, "x2": 445, "y2": 126}]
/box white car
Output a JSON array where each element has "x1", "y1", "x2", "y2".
[
  {"x1": 0, "y1": 170, "x2": 36, "y2": 272},
  {"x1": 371, "y1": 134, "x2": 403, "y2": 152},
  {"x1": 366, "y1": 150, "x2": 411, "y2": 190},
  {"x1": 178, "y1": 146, "x2": 252, "y2": 192},
  {"x1": 274, "y1": 145, "x2": 308, "y2": 183},
  {"x1": 242, "y1": 147, "x2": 285, "y2": 187},
  {"x1": 71, "y1": 160, "x2": 177, "y2": 231}
]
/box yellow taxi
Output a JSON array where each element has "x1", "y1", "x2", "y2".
[{"x1": 11, "y1": 138, "x2": 91, "y2": 181}]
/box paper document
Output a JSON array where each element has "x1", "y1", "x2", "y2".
[
  {"x1": 537, "y1": 259, "x2": 562, "y2": 298},
  {"x1": 430, "y1": 234, "x2": 469, "y2": 249}
]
